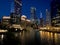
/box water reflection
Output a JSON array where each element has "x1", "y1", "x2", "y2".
[
  {"x1": 0, "y1": 30, "x2": 60, "y2": 45},
  {"x1": 0, "y1": 34, "x2": 6, "y2": 45},
  {"x1": 6, "y1": 30, "x2": 36, "y2": 45},
  {"x1": 40, "y1": 31, "x2": 60, "y2": 45}
]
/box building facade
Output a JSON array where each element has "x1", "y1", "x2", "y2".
[
  {"x1": 40, "y1": 12, "x2": 44, "y2": 27},
  {"x1": 14, "y1": 0, "x2": 22, "y2": 24},
  {"x1": 30, "y1": 7, "x2": 37, "y2": 24},
  {"x1": 2, "y1": 16, "x2": 11, "y2": 25},
  {"x1": 51, "y1": 0, "x2": 60, "y2": 27},
  {"x1": 1, "y1": 16, "x2": 11, "y2": 29},
  {"x1": 46, "y1": 9, "x2": 51, "y2": 26}
]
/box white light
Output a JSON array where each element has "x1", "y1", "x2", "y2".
[
  {"x1": 26, "y1": 19, "x2": 31, "y2": 22},
  {"x1": 15, "y1": 28, "x2": 18, "y2": 31},
  {"x1": 21, "y1": 15, "x2": 27, "y2": 21},
  {"x1": 3, "y1": 16, "x2": 10, "y2": 19},
  {"x1": 21, "y1": 18, "x2": 25, "y2": 21},
  {"x1": 1, "y1": 34, "x2": 4, "y2": 39},
  {"x1": 21, "y1": 15, "x2": 27, "y2": 18}
]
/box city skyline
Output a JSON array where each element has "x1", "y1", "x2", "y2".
[
  {"x1": 0, "y1": 0, "x2": 50, "y2": 19},
  {"x1": 0, "y1": 0, "x2": 60, "y2": 45}
]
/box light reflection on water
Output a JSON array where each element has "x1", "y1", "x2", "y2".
[
  {"x1": 39, "y1": 31, "x2": 60, "y2": 45},
  {"x1": 0, "y1": 30, "x2": 60, "y2": 45}
]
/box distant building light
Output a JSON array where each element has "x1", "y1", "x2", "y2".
[
  {"x1": 21, "y1": 18, "x2": 25, "y2": 21},
  {"x1": 52, "y1": 20, "x2": 56, "y2": 23},
  {"x1": 58, "y1": 11, "x2": 60, "y2": 12},
  {"x1": 52, "y1": 17, "x2": 56, "y2": 19},
  {"x1": 21, "y1": 15, "x2": 27, "y2": 21},
  {"x1": 55, "y1": 16, "x2": 60, "y2": 18},
  {"x1": 3, "y1": 16, "x2": 10, "y2": 19},
  {"x1": 55, "y1": 23, "x2": 60, "y2": 25},
  {"x1": 21, "y1": 15, "x2": 27, "y2": 18},
  {"x1": 26, "y1": 19, "x2": 31, "y2": 22}
]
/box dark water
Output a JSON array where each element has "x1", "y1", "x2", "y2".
[{"x1": 0, "y1": 30, "x2": 60, "y2": 45}]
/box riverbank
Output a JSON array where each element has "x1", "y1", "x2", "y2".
[{"x1": 39, "y1": 29, "x2": 60, "y2": 33}]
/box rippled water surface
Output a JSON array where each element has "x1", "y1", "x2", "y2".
[{"x1": 0, "y1": 30, "x2": 60, "y2": 45}]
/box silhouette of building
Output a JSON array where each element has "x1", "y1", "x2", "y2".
[{"x1": 51, "y1": 0, "x2": 60, "y2": 27}]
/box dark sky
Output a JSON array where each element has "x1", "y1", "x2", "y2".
[{"x1": 0, "y1": 0, "x2": 51, "y2": 19}]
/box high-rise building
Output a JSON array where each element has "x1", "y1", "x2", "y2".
[
  {"x1": 51, "y1": 0, "x2": 60, "y2": 27},
  {"x1": 30, "y1": 7, "x2": 37, "y2": 24},
  {"x1": 10, "y1": 0, "x2": 22, "y2": 24},
  {"x1": 14, "y1": 0, "x2": 22, "y2": 15},
  {"x1": 10, "y1": 13, "x2": 16, "y2": 24},
  {"x1": 14, "y1": 0, "x2": 22, "y2": 24},
  {"x1": 10, "y1": 2, "x2": 16, "y2": 24},
  {"x1": 46, "y1": 9, "x2": 51, "y2": 26},
  {"x1": 40, "y1": 12, "x2": 44, "y2": 27}
]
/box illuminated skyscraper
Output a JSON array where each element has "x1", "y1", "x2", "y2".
[
  {"x1": 14, "y1": 0, "x2": 22, "y2": 15},
  {"x1": 40, "y1": 12, "x2": 44, "y2": 27},
  {"x1": 46, "y1": 9, "x2": 51, "y2": 26},
  {"x1": 14, "y1": 0, "x2": 22, "y2": 24},
  {"x1": 10, "y1": 2, "x2": 17, "y2": 24},
  {"x1": 51, "y1": 0, "x2": 60, "y2": 27},
  {"x1": 10, "y1": 0, "x2": 22, "y2": 24},
  {"x1": 30, "y1": 7, "x2": 37, "y2": 24}
]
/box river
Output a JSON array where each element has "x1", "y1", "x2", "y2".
[{"x1": 0, "y1": 29, "x2": 60, "y2": 45}]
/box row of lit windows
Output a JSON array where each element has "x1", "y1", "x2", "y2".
[{"x1": 52, "y1": 19, "x2": 60, "y2": 23}]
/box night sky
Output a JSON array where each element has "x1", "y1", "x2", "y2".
[{"x1": 0, "y1": 0, "x2": 51, "y2": 19}]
